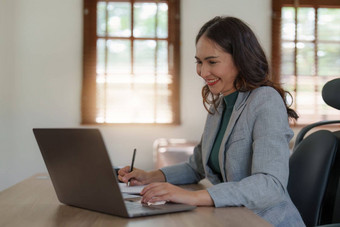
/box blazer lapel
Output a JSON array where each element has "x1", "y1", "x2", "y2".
[
  {"x1": 218, "y1": 91, "x2": 250, "y2": 181},
  {"x1": 202, "y1": 100, "x2": 224, "y2": 168}
]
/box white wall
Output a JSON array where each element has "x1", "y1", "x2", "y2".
[
  {"x1": 0, "y1": 0, "x2": 14, "y2": 190},
  {"x1": 0, "y1": 0, "x2": 271, "y2": 191}
]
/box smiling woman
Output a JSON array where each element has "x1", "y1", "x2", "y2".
[
  {"x1": 117, "y1": 16, "x2": 305, "y2": 227},
  {"x1": 82, "y1": 0, "x2": 180, "y2": 124}
]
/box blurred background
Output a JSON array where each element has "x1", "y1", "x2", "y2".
[{"x1": 1, "y1": 0, "x2": 339, "y2": 191}]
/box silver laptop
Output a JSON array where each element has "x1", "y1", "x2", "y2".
[{"x1": 33, "y1": 128, "x2": 196, "y2": 218}]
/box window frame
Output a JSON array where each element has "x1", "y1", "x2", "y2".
[
  {"x1": 82, "y1": 0, "x2": 180, "y2": 125},
  {"x1": 272, "y1": 0, "x2": 340, "y2": 126}
]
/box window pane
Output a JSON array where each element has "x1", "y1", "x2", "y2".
[
  {"x1": 296, "y1": 75, "x2": 316, "y2": 115},
  {"x1": 107, "y1": 39, "x2": 131, "y2": 74},
  {"x1": 96, "y1": 74, "x2": 106, "y2": 123},
  {"x1": 83, "y1": 0, "x2": 178, "y2": 125},
  {"x1": 297, "y1": 42, "x2": 314, "y2": 76},
  {"x1": 157, "y1": 40, "x2": 168, "y2": 74},
  {"x1": 318, "y1": 43, "x2": 340, "y2": 77},
  {"x1": 103, "y1": 80, "x2": 159, "y2": 123},
  {"x1": 281, "y1": 42, "x2": 295, "y2": 75},
  {"x1": 295, "y1": 76, "x2": 340, "y2": 124},
  {"x1": 133, "y1": 83, "x2": 156, "y2": 123},
  {"x1": 276, "y1": 4, "x2": 340, "y2": 125},
  {"x1": 105, "y1": 82, "x2": 133, "y2": 123},
  {"x1": 134, "y1": 40, "x2": 156, "y2": 73},
  {"x1": 97, "y1": 2, "x2": 107, "y2": 36},
  {"x1": 281, "y1": 75, "x2": 296, "y2": 93},
  {"x1": 156, "y1": 82, "x2": 172, "y2": 123},
  {"x1": 297, "y1": 8, "x2": 315, "y2": 41},
  {"x1": 107, "y1": 2, "x2": 131, "y2": 37},
  {"x1": 157, "y1": 3, "x2": 168, "y2": 38},
  {"x1": 318, "y1": 8, "x2": 340, "y2": 41},
  {"x1": 282, "y1": 7, "x2": 295, "y2": 40},
  {"x1": 97, "y1": 39, "x2": 106, "y2": 74},
  {"x1": 134, "y1": 3, "x2": 157, "y2": 38}
]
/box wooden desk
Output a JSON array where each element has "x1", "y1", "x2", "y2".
[{"x1": 0, "y1": 174, "x2": 272, "y2": 227}]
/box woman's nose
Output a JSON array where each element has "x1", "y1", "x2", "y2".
[{"x1": 199, "y1": 64, "x2": 210, "y2": 78}]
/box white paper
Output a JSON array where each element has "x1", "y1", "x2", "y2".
[
  {"x1": 119, "y1": 183, "x2": 145, "y2": 194},
  {"x1": 147, "y1": 200, "x2": 166, "y2": 206}
]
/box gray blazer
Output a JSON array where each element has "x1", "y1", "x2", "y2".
[{"x1": 161, "y1": 87, "x2": 305, "y2": 227}]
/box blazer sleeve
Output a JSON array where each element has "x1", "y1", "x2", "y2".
[
  {"x1": 207, "y1": 87, "x2": 293, "y2": 210},
  {"x1": 160, "y1": 139, "x2": 206, "y2": 184}
]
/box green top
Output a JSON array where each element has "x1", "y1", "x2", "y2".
[{"x1": 208, "y1": 91, "x2": 239, "y2": 177}]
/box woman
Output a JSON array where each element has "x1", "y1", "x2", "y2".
[{"x1": 119, "y1": 16, "x2": 305, "y2": 226}]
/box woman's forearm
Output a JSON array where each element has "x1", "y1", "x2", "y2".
[
  {"x1": 192, "y1": 190, "x2": 214, "y2": 206},
  {"x1": 147, "y1": 170, "x2": 166, "y2": 183}
]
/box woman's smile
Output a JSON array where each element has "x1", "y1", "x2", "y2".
[{"x1": 205, "y1": 78, "x2": 220, "y2": 86}]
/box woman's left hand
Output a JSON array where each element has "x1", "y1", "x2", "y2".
[{"x1": 140, "y1": 182, "x2": 214, "y2": 206}]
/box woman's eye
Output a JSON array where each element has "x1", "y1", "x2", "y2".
[
  {"x1": 209, "y1": 61, "x2": 217, "y2": 65},
  {"x1": 195, "y1": 61, "x2": 202, "y2": 64}
]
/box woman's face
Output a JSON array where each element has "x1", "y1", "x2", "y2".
[{"x1": 195, "y1": 36, "x2": 238, "y2": 96}]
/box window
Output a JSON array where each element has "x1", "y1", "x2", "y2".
[
  {"x1": 82, "y1": 0, "x2": 180, "y2": 124},
  {"x1": 272, "y1": 0, "x2": 340, "y2": 125}
]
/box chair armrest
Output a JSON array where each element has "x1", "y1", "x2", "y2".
[{"x1": 293, "y1": 120, "x2": 340, "y2": 151}]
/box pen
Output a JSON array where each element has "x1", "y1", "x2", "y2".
[{"x1": 128, "y1": 148, "x2": 137, "y2": 187}]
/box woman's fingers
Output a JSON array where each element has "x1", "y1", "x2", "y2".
[
  {"x1": 141, "y1": 183, "x2": 177, "y2": 203},
  {"x1": 118, "y1": 166, "x2": 150, "y2": 185},
  {"x1": 118, "y1": 166, "x2": 131, "y2": 177},
  {"x1": 118, "y1": 168, "x2": 166, "y2": 186}
]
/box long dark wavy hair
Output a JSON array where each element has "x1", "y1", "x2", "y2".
[{"x1": 196, "y1": 16, "x2": 298, "y2": 120}]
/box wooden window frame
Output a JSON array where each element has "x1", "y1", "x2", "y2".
[
  {"x1": 82, "y1": 0, "x2": 180, "y2": 125},
  {"x1": 272, "y1": 0, "x2": 340, "y2": 126}
]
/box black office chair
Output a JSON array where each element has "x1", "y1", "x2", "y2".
[{"x1": 288, "y1": 78, "x2": 340, "y2": 227}]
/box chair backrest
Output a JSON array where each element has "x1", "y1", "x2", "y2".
[
  {"x1": 320, "y1": 78, "x2": 340, "y2": 225},
  {"x1": 322, "y1": 131, "x2": 340, "y2": 225},
  {"x1": 289, "y1": 78, "x2": 340, "y2": 226},
  {"x1": 288, "y1": 130, "x2": 338, "y2": 227}
]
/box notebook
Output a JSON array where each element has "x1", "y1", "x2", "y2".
[
  {"x1": 119, "y1": 183, "x2": 145, "y2": 194},
  {"x1": 33, "y1": 128, "x2": 196, "y2": 218}
]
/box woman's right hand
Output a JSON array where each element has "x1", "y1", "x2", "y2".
[{"x1": 118, "y1": 166, "x2": 165, "y2": 186}]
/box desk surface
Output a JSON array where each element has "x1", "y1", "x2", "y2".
[{"x1": 0, "y1": 173, "x2": 272, "y2": 227}]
